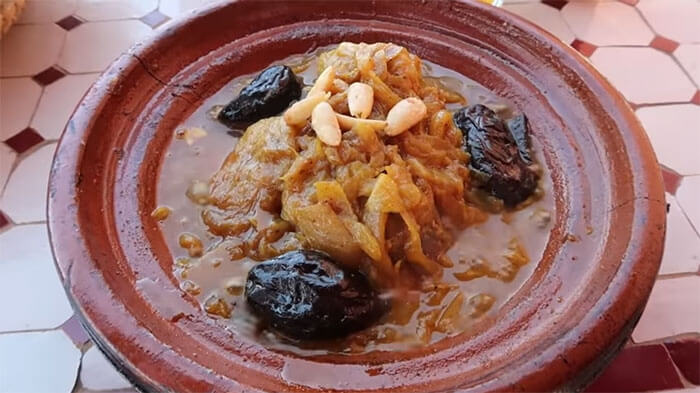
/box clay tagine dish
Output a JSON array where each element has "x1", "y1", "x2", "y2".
[{"x1": 48, "y1": 1, "x2": 666, "y2": 392}]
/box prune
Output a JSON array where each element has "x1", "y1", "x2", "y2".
[
  {"x1": 453, "y1": 104, "x2": 539, "y2": 206},
  {"x1": 217, "y1": 65, "x2": 302, "y2": 128},
  {"x1": 245, "y1": 250, "x2": 386, "y2": 340}
]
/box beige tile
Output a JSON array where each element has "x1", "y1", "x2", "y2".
[
  {"x1": 0, "y1": 143, "x2": 17, "y2": 193},
  {"x1": 638, "y1": 0, "x2": 700, "y2": 43},
  {"x1": 676, "y1": 176, "x2": 700, "y2": 233},
  {"x1": 31, "y1": 73, "x2": 99, "y2": 140},
  {"x1": 0, "y1": 24, "x2": 66, "y2": 77},
  {"x1": 660, "y1": 194, "x2": 700, "y2": 275},
  {"x1": 16, "y1": 0, "x2": 77, "y2": 24},
  {"x1": 159, "y1": 0, "x2": 220, "y2": 18},
  {"x1": 0, "y1": 224, "x2": 74, "y2": 332},
  {"x1": 0, "y1": 143, "x2": 56, "y2": 223},
  {"x1": 58, "y1": 20, "x2": 152, "y2": 73},
  {"x1": 633, "y1": 276, "x2": 700, "y2": 342},
  {"x1": 76, "y1": 0, "x2": 158, "y2": 21},
  {"x1": 504, "y1": 3, "x2": 575, "y2": 44},
  {"x1": 674, "y1": 44, "x2": 700, "y2": 87},
  {"x1": 636, "y1": 104, "x2": 700, "y2": 176},
  {"x1": 0, "y1": 78, "x2": 42, "y2": 140},
  {"x1": 0, "y1": 330, "x2": 80, "y2": 393},
  {"x1": 80, "y1": 346, "x2": 131, "y2": 390},
  {"x1": 561, "y1": 1, "x2": 654, "y2": 46},
  {"x1": 591, "y1": 47, "x2": 696, "y2": 104}
]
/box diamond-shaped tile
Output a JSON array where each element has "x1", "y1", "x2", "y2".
[
  {"x1": 80, "y1": 345, "x2": 132, "y2": 390},
  {"x1": 32, "y1": 65, "x2": 67, "y2": 86},
  {"x1": 562, "y1": 1, "x2": 654, "y2": 46},
  {"x1": 61, "y1": 315, "x2": 91, "y2": 347},
  {"x1": 0, "y1": 23, "x2": 66, "y2": 77},
  {"x1": 660, "y1": 166, "x2": 682, "y2": 195},
  {"x1": 4, "y1": 128, "x2": 45, "y2": 154},
  {"x1": 504, "y1": 2, "x2": 575, "y2": 44},
  {"x1": 541, "y1": 0, "x2": 567, "y2": 10},
  {"x1": 664, "y1": 339, "x2": 700, "y2": 385},
  {"x1": 0, "y1": 223, "x2": 74, "y2": 331},
  {"x1": 633, "y1": 275, "x2": 700, "y2": 342},
  {"x1": 618, "y1": 0, "x2": 639, "y2": 5},
  {"x1": 0, "y1": 211, "x2": 9, "y2": 230},
  {"x1": 0, "y1": 143, "x2": 57, "y2": 223},
  {"x1": 140, "y1": 9, "x2": 170, "y2": 29},
  {"x1": 56, "y1": 14, "x2": 85, "y2": 31},
  {"x1": 0, "y1": 78, "x2": 42, "y2": 141},
  {"x1": 674, "y1": 44, "x2": 700, "y2": 87},
  {"x1": 31, "y1": 73, "x2": 100, "y2": 140},
  {"x1": 570, "y1": 39, "x2": 597, "y2": 57},
  {"x1": 0, "y1": 330, "x2": 81, "y2": 393},
  {"x1": 658, "y1": 194, "x2": 700, "y2": 275},
  {"x1": 650, "y1": 35, "x2": 680, "y2": 54},
  {"x1": 693, "y1": 91, "x2": 700, "y2": 106},
  {"x1": 636, "y1": 104, "x2": 700, "y2": 175},
  {"x1": 591, "y1": 47, "x2": 696, "y2": 105},
  {"x1": 638, "y1": 0, "x2": 700, "y2": 43}
]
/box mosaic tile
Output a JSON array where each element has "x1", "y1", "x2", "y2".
[
  {"x1": 0, "y1": 78, "x2": 42, "y2": 141},
  {"x1": 570, "y1": 39, "x2": 597, "y2": 57},
  {"x1": 636, "y1": 104, "x2": 700, "y2": 175},
  {"x1": 75, "y1": 0, "x2": 158, "y2": 21},
  {"x1": 32, "y1": 66, "x2": 67, "y2": 86},
  {"x1": 0, "y1": 210, "x2": 9, "y2": 230},
  {"x1": 61, "y1": 315, "x2": 91, "y2": 348},
  {"x1": 665, "y1": 338, "x2": 700, "y2": 385},
  {"x1": 0, "y1": 23, "x2": 66, "y2": 77},
  {"x1": 541, "y1": 0, "x2": 567, "y2": 10},
  {"x1": 140, "y1": 9, "x2": 170, "y2": 29},
  {"x1": 633, "y1": 275, "x2": 700, "y2": 342},
  {"x1": 676, "y1": 175, "x2": 700, "y2": 233},
  {"x1": 0, "y1": 224, "x2": 74, "y2": 332},
  {"x1": 4, "y1": 127, "x2": 45, "y2": 154},
  {"x1": 661, "y1": 166, "x2": 682, "y2": 195},
  {"x1": 591, "y1": 47, "x2": 696, "y2": 105},
  {"x1": 650, "y1": 35, "x2": 680, "y2": 54},
  {"x1": 659, "y1": 194, "x2": 700, "y2": 275},
  {"x1": 638, "y1": 0, "x2": 700, "y2": 43},
  {"x1": 562, "y1": 1, "x2": 654, "y2": 46},
  {"x1": 0, "y1": 143, "x2": 56, "y2": 223},
  {"x1": 693, "y1": 91, "x2": 700, "y2": 106},
  {"x1": 80, "y1": 345, "x2": 132, "y2": 390},
  {"x1": 31, "y1": 73, "x2": 100, "y2": 140},
  {"x1": 0, "y1": 330, "x2": 80, "y2": 393},
  {"x1": 56, "y1": 15, "x2": 85, "y2": 31},
  {"x1": 674, "y1": 44, "x2": 700, "y2": 87},
  {"x1": 504, "y1": 2, "x2": 575, "y2": 44}
]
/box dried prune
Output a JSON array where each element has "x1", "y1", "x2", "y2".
[
  {"x1": 453, "y1": 104, "x2": 539, "y2": 206},
  {"x1": 218, "y1": 65, "x2": 302, "y2": 128},
  {"x1": 245, "y1": 250, "x2": 386, "y2": 340}
]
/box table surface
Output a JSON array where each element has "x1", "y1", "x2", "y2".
[{"x1": 1, "y1": 0, "x2": 698, "y2": 392}]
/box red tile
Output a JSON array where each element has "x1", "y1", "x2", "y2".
[
  {"x1": 650, "y1": 35, "x2": 681, "y2": 54},
  {"x1": 140, "y1": 10, "x2": 169, "y2": 29},
  {"x1": 0, "y1": 211, "x2": 9, "y2": 230},
  {"x1": 661, "y1": 165, "x2": 683, "y2": 195},
  {"x1": 542, "y1": 0, "x2": 568, "y2": 10},
  {"x1": 60, "y1": 314, "x2": 91, "y2": 347},
  {"x1": 618, "y1": 0, "x2": 639, "y2": 6},
  {"x1": 665, "y1": 338, "x2": 700, "y2": 385},
  {"x1": 692, "y1": 90, "x2": 700, "y2": 106},
  {"x1": 570, "y1": 39, "x2": 597, "y2": 57},
  {"x1": 32, "y1": 66, "x2": 66, "y2": 86},
  {"x1": 56, "y1": 15, "x2": 84, "y2": 31},
  {"x1": 586, "y1": 344, "x2": 684, "y2": 392},
  {"x1": 4, "y1": 128, "x2": 44, "y2": 154}
]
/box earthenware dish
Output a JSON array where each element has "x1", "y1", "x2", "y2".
[{"x1": 48, "y1": 0, "x2": 666, "y2": 391}]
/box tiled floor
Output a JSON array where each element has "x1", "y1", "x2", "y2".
[{"x1": 0, "y1": 0, "x2": 698, "y2": 392}]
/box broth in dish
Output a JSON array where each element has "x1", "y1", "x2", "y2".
[{"x1": 155, "y1": 43, "x2": 552, "y2": 354}]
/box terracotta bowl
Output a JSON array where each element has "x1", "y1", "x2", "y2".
[{"x1": 48, "y1": 1, "x2": 666, "y2": 391}]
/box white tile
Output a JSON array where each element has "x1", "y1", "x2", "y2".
[
  {"x1": 561, "y1": 1, "x2": 654, "y2": 46},
  {"x1": 638, "y1": 0, "x2": 700, "y2": 43},
  {"x1": 659, "y1": 194, "x2": 700, "y2": 275},
  {"x1": 0, "y1": 24, "x2": 66, "y2": 77},
  {"x1": 632, "y1": 276, "x2": 700, "y2": 342},
  {"x1": 0, "y1": 143, "x2": 17, "y2": 193},
  {"x1": 16, "y1": 0, "x2": 77, "y2": 24},
  {"x1": 58, "y1": 20, "x2": 152, "y2": 73},
  {"x1": 504, "y1": 3, "x2": 575, "y2": 44},
  {"x1": 0, "y1": 143, "x2": 56, "y2": 223},
  {"x1": 636, "y1": 104, "x2": 700, "y2": 176},
  {"x1": 674, "y1": 44, "x2": 700, "y2": 87},
  {"x1": 80, "y1": 345, "x2": 131, "y2": 390},
  {"x1": 159, "y1": 0, "x2": 220, "y2": 18},
  {"x1": 0, "y1": 77, "x2": 42, "y2": 141},
  {"x1": 591, "y1": 47, "x2": 696, "y2": 104},
  {"x1": 676, "y1": 175, "x2": 700, "y2": 233},
  {"x1": 0, "y1": 330, "x2": 80, "y2": 393},
  {"x1": 76, "y1": 0, "x2": 158, "y2": 21},
  {"x1": 0, "y1": 224, "x2": 74, "y2": 332},
  {"x1": 31, "y1": 73, "x2": 99, "y2": 140}
]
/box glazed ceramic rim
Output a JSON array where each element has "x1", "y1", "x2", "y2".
[{"x1": 48, "y1": 1, "x2": 666, "y2": 392}]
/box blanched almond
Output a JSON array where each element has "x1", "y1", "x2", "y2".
[
  {"x1": 308, "y1": 66, "x2": 335, "y2": 96},
  {"x1": 336, "y1": 113, "x2": 386, "y2": 131},
  {"x1": 283, "y1": 92, "x2": 330, "y2": 127},
  {"x1": 311, "y1": 102, "x2": 342, "y2": 146},
  {"x1": 347, "y1": 82, "x2": 374, "y2": 119},
  {"x1": 385, "y1": 97, "x2": 427, "y2": 136}
]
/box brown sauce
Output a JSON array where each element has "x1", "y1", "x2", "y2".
[{"x1": 156, "y1": 46, "x2": 553, "y2": 355}]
